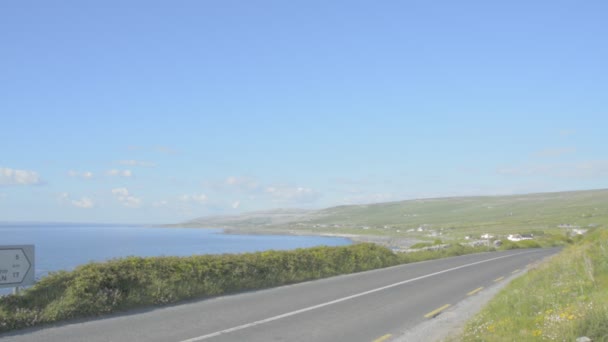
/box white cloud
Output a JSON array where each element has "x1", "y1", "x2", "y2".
[
  {"x1": 58, "y1": 192, "x2": 95, "y2": 209},
  {"x1": 107, "y1": 169, "x2": 133, "y2": 177},
  {"x1": 180, "y1": 193, "x2": 208, "y2": 205},
  {"x1": 265, "y1": 185, "x2": 320, "y2": 203},
  {"x1": 72, "y1": 197, "x2": 95, "y2": 208},
  {"x1": 226, "y1": 176, "x2": 259, "y2": 188},
  {"x1": 497, "y1": 160, "x2": 608, "y2": 179},
  {"x1": 153, "y1": 200, "x2": 169, "y2": 207},
  {"x1": 203, "y1": 176, "x2": 321, "y2": 208},
  {"x1": 58, "y1": 192, "x2": 70, "y2": 201},
  {"x1": 112, "y1": 188, "x2": 129, "y2": 197},
  {"x1": 111, "y1": 187, "x2": 142, "y2": 208},
  {"x1": 118, "y1": 160, "x2": 156, "y2": 167},
  {"x1": 0, "y1": 167, "x2": 42, "y2": 186},
  {"x1": 157, "y1": 146, "x2": 178, "y2": 155},
  {"x1": 68, "y1": 170, "x2": 94, "y2": 179},
  {"x1": 342, "y1": 193, "x2": 395, "y2": 205},
  {"x1": 533, "y1": 147, "x2": 576, "y2": 158}
]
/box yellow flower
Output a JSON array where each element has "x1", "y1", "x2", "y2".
[{"x1": 533, "y1": 329, "x2": 542, "y2": 337}]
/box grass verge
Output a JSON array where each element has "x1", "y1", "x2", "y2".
[
  {"x1": 0, "y1": 242, "x2": 498, "y2": 333},
  {"x1": 460, "y1": 228, "x2": 608, "y2": 341}
]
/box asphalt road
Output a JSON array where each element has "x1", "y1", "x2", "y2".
[{"x1": 1, "y1": 248, "x2": 560, "y2": 342}]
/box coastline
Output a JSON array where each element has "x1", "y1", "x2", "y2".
[{"x1": 173, "y1": 225, "x2": 420, "y2": 250}]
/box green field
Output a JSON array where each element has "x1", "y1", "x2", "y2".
[
  {"x1": 460, "y1": 228, "x2": 608, "y2": 341},
  {"x1": 185, "y1": 189, "x2": 608, "y2": 241}
]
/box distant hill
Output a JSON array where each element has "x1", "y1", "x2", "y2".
[
  {"x1": 180, "y1": 189, "x2": 608, "y2": 238},
  {"x1": 182, "y1": 208, "x2": 318, "y2": 228}
]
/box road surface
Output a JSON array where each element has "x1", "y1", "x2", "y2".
[{"x1": 1, "y1": 248, "x2": 559, "y2": 342}]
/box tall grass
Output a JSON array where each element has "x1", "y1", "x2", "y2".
[
  {"x1": 461, "y1": 229, "x2": 608, "y2": 341},
  {"x1": 0, "y1": 243, "x2": 397, "y2": 332},
  {"x1": 0, "y1": 242, "x2": 494, "y2": 333}
]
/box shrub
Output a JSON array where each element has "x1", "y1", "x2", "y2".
[
  {"x1": 515, "y1": 240, "x2": 541, "y2": 249},
  {"x1": 0, "y1": 243, "x2": 400, "y2": 332},
  {"x1": 0, "y1": 242, "x2": 494, "y2": 333}
]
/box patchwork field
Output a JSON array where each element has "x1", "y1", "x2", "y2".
[{"x1": 182, "y1": 189, "x2": 608, "y2": 244}]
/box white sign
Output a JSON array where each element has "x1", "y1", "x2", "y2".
[{"x1": 0, "y1": 245, "x2": 35, "y2": 288}]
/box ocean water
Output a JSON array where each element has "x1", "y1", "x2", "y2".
[{"x1": 0, "y1": 223, "x2": 351, "y2": 280}]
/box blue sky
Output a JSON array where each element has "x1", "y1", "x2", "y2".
[{"x1": 1, "y1": 1, "x2": 607, "y2": 224}]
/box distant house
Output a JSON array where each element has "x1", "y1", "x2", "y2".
[
  {"x1": 507, "y1": 234, "x2": 533, "y2": 242},
  {"x1": 558, "y1": 224, "x2": 580, "y2": 229}
]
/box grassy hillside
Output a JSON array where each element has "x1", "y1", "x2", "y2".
[
  {"x1": 460, "y1": 228, "x2": 608, "y2": 341},
  {"x1": 184, "y1": 189, "x2": 608, "y2": 240}
]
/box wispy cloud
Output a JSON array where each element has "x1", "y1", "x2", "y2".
[
  {"x1": 156, "y1": 146, "x2": 178, "y2": 155},
  {"x1": 111, "y1": 187, "x2": 142, "y2": 208},
  {"x1": 0, "y1": 167, "x2": 42, "y2": 186},
  {"x1": 107, "y1": 169, "x2": 133, "y2": 178},
  {"x1": 67, "y1": 170, "x2": 94, "y2": 179},
  {"x1": 72, "y1": 197, "x2": 95, "y2": 208},
  {"x1": 179, "y1": 193, "x2": 208, "y2": 205},
  {"x1": 118, "y1": 160, "x2": 156, "y2": 167},
  {"x1": 126, "y1": 145, "x2": 177, "y2": 155},
  {"x1": 533, "y1": 147, "x2": 576, "y2": 158},
  {"x1": 559, "y1": 130, "x2": 576, "y2": 137},
  {"x1": 58, "y1": 192, "x2": 70, "y2": 201},
  {"x1": 153, "y1": 200, "x2": 169, "y2": 207},
  {"x1": 127, "y1": 145, "x2": 144, "y2": 151},
  {"x1": 203, "y1": 176, "x2": 322, "y2": 208},
  {"x1": 497, "y1": 160, "x2": 608, "y2": 179},
  {"x1": 341, "y1": 192, "x2": 395, "y2": 205},
  {"x1": 332, "y1": 177, "x2": 376, "y2": 186},
  {"x1": 58, "y1": 192, "x2": 95, "y2": 209},
  {"x1": 224, "y1": 176, "x2": 260, "y2": 191},
  {"x1": 265, "y1": 185, "x2": 321, "y2": 204}
]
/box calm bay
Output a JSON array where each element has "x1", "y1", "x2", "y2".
[{"x1": 1, "y1": 223, "x2": 351, "y2": 280}]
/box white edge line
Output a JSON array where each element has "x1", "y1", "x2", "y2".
[{"x1": 180, "y1": 250, "x2": 536, "y2": 342}]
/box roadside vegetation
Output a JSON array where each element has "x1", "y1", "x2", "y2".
[
  {"x1": 0, "y1": 242, "x2": 500, "y2": 333},
  {"x1": 461, "y1": 228, "x2": 608, "y2": 341},
  {"x1": 3, "y1": 187, "x2": 598, "y2": 334}
]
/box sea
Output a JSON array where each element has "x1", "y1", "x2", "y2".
[{"x1": 0, "y1": 223, "x2": 351, "y2": 286}]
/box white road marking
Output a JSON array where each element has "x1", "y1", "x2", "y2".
[{"x1": 179, "y1": 250, "x2": 536, "y2": 341}]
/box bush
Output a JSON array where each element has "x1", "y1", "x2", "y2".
[
  {"x1": 515, "y1": 240, "x2": 541, "y2": 249},
  {"x1": 0, "y1": 242, "x2": 494, "y2": 333},
  {"x1": 0, "y1": 243, "x2": 400, "y2": 332}
]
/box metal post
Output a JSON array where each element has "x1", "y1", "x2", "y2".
[{"x1": 13, "y1": 286, "x2": 19, "y2": 295}]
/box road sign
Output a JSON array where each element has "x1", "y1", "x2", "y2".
[{"x1": 0, "y1": 245, "x2": 35, "y2": 288}]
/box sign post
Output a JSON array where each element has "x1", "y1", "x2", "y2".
[{"x1": 0, "y1": 245, "x2": 35, "y2": 292}]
